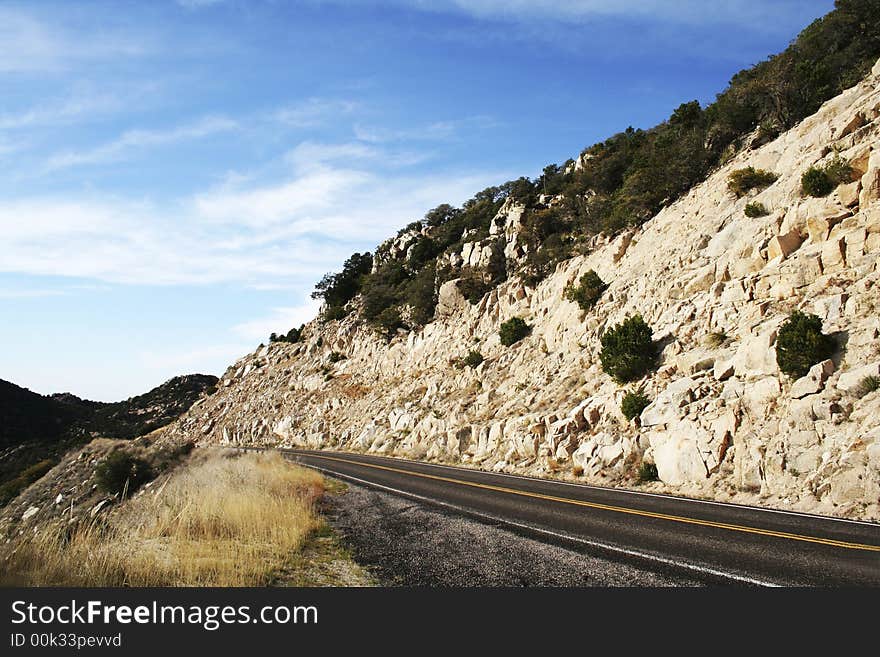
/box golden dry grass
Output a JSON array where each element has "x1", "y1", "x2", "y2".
[{"x1": 1, "y1": 450, "x2": 325, "y2": 586}]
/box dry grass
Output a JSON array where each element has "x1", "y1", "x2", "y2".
[{"x1": 1, "y1": 450, "x2": 325, "y2": 586}]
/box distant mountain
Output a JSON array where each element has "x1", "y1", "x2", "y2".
[
  {"x1": 0, "y1": 379, "x2": 92, "y2": 450},
  {"x1": 89, "y1": 374, "x2": 219, "y2": 439},
  {"x1": 0, "y1": 374, "x2": 218, "y2": 505}
]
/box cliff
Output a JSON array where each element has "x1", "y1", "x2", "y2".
[{"x1": 166, "y1": 58, "x2": 880, "y2": 520}]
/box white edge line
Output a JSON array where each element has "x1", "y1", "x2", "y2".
[
  {"x1": 285, "y1": 448, "x2": 880, "y2": 529},
  {"x1": 293, "y1": 457, "x2": 781, "y2": 588}
]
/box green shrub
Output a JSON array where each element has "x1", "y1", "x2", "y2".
[
  {"x1": 328, "y1": 351, "x2": 345, "y2": 363},
  {"x1": 462, "y1": 350, "x2": 484, "y2": 368},
  {"x1": 801, "y1": 156, "x2": 853, "y2": 197},
  {"x1": 744, "y1": 201, "x2": 769, "y2": 218},
  {"x1": 456, "y1": 269, "x2": 493, "y2": 305},
  {"x1": 800, "y1": 166, "x2": 835, "y2": 197},
  {"x1": 637, "y1": 462, "x2": 659, "y2": 483},
  {"x1": 855, "y1": 375, "x2": 880, "y2": 398},
  {"x1": 374, "y1": 306, "x2": 404, "y2": 337},
  {"x1": 599, "y1": 315, "x2": 657, "y2": 383},
  {"x1": 621, "y1": 389, "x2": 651, "y2": 421},
  {"x1": 727, "y1": 167, "x2": 778, "y2": 197},
  {"x1": 286, "y1": 325, "x2": 304, "y2": 343},
  {"x1": 499, "y1": 317, "x2": 531, "y2": 346},
  {"x1": 321, "y1": 305, "x2": 349, "y2": 322},
  {"x1": 824, "y1": 155, "x2": 854, "y2": 185},
  {"x1": 94, "y1": 451, "x2": 153, "y2": 497},
  {"x1": 270, "y1": 324, "x2": 304, "y2": 343},
  {"x1": 564, "y1": 270, "x2": 608, "y2": 311},
  {"x1": 775, "y1": 311, "x2": 835, "y2": 379}
]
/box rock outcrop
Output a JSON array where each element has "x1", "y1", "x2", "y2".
[{"x1": 166, "y1": 59, "x2": 880, "y2": 520}]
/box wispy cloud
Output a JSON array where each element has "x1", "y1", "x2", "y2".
[
  {"x1": 353, "y1": 115, "x2": 498, "y2": 144},
  {"x1": 271, "y1": 98, "x2": 360, "y2": 128},
  {"x1": 310, "y1": 0, "x2": 814, "y2": 29},
  {"x1": 0, "y1": 141, "x2": 506, "y2": 286},
  {"x1": 0, "y1": 8, "x2": 149, "y2": 73},
  {"x1": 0, "y1": 92, "x2": 125, "y2": 131},
  {"x1": 44, "y1": 116, "x2": 238, "y2": 170}
]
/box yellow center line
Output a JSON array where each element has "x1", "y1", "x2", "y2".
[{"x1": 304, "y1": 453, "x2": 880, "y2": 553}]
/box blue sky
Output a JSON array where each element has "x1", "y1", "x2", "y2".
[{"x1": 0, "y1": 0, "x2": 834, "y2": 401}]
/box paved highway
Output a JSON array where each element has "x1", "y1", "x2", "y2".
[{"x1": 278, "y1": 448, "x2": 880, "y2": 586}]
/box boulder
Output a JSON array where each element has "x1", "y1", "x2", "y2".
[
  {"x1": 859, "y1": 150, "x2": 880, "y2": 208},
  {"x1": 436, "y1": 279, "x2": 469, "y2": 317},
  {"x1": 813, "y1": 293, "x2": 848, "y2": 322},
  {"x1": 837, "y1": 362, "x2": 880, "y2": 392},
  {"x1": 829, "y1": 467, "x2": 866, "y2": 506},
  {"x1": 732, "y1": 328, "x2": 779, "y2": 379},
  {"x1": 838, "y1": 181, "x2": 861, "y2": 208},
  {"x1": 838, "y1": 112, "x2": 866, "y2": 139},
  {"x1": 713, "y1": 359, "x2": 735, "y2": 381},
  {"x1": 820, "y1": 237, "x2": 847, "y2": 271},
  {"x1": 649, "y1": 429, "x2": 707, "y2": 485},
  {"x1": 767, "y1": 230, "x2": 803, "y2": 261},
  {"x1": 790, "y1": 359, "x2": 835, "y2": 399},
  {"x1": 640, "y1": 378, "x2": 696, "y2": 427},
  {"x1": 571, "y1": 440, "x2": 596, "y2": 470},
  {"x1": 598, "y1": 442, "x2": 624, "y2": 466},
  {"x1": 845, "y1": 227, "x2": 868, "y2": 262},
  {"x1": 675, "y1": 350, "x2": 715, "y2": 375},
  {"x1": 807, "y1": 216, "x2": 832, "y2": 243}
]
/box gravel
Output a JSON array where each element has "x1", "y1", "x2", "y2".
[{"x1": 327, "y1": 481, "x2": 704, "y2": 587}]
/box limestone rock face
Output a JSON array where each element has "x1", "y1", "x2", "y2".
[
  {"x1": 838, "y1": 363, "x2": 880, "y2": 392},
  {"x1": 436, "y1": 279, "x2": 470, "y2": 318},
  {"x1": 790, "y1": 360, "x2": 835, "y2": 399},
  {"x1": 162, "y1": 57, "x2": 880, "y2": 521},
  {"x1": 768, "y1": 230, "x2": 803, "y2": 261}
]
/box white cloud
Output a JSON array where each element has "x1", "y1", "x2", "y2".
[
  {"x1": 194, "y1": 165, "x2": 371, "y2": 228},
  {"x1": 329, "y1": 0, "x2": 809, "y2": 27},
  {"x1": 0, "y1": 142, "x2": 505, "y2": 287},
  {"x1": 0, "y1": 8, "x2": 149, "y2": 73},
  {"x1": 232, "y1": 300, "x2": 323, "y2": 342},
  {"x1": 45, "y1": 116, "x2": 238, "y2": 170},
  {"x1": 0, "y1": 83, "x2": 159, "y2": 131},
  {"x1": 0, "y1": 94, "x2": 120, "y2": 131},
  {"x1": 272, "y1": 98, "x2": 360, "y2": 128},
  {"x1": 353, "y1": 116, "x2": 497, "y2": 144},
  {"x1": 286, "y1": 141, "x2": 380, "y2": 167}
]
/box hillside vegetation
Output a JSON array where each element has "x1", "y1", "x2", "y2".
[
  {"x1": 307, "y1": 0, "x2": 880, "y2": 334},
  {"x1": 1, "y1": 450, "x2": 370, "y2": 586},
  {"x1": 165, "y1": 4, "x2": 880, "y2": 520},
  {"x1": 0, "y1": 375, "x2": 217, "y2": 507}
]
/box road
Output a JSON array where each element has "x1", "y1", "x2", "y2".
[{"x1": 278, "y1": 448, "x2": 880, "y2": 586}]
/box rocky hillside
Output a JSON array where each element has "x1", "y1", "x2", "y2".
[
  {"x1": 166, "y1": 57, "x2": 880, "y2": 521},
  {"x1": 0, "y1": 374, "x2": 217, "y2": 506},
  {"x1": 86, "y1": 374, "x2": 219, "y2": 439}
]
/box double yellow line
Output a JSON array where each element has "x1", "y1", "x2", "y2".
[{"x1": 306, "y1": 453, "x2": 880, "y2": 553}]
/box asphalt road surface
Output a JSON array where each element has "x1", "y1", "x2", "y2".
[{"x1": 280, "y1": 449, "x2": 880, "y2": 586}]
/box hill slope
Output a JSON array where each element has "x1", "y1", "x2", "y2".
[
  {"x1": 0, "y1": 375, "x2": 217, "y2": 505},
  {"x1": 166, "y1": 57, "x2": 880, "y2": 520}
]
